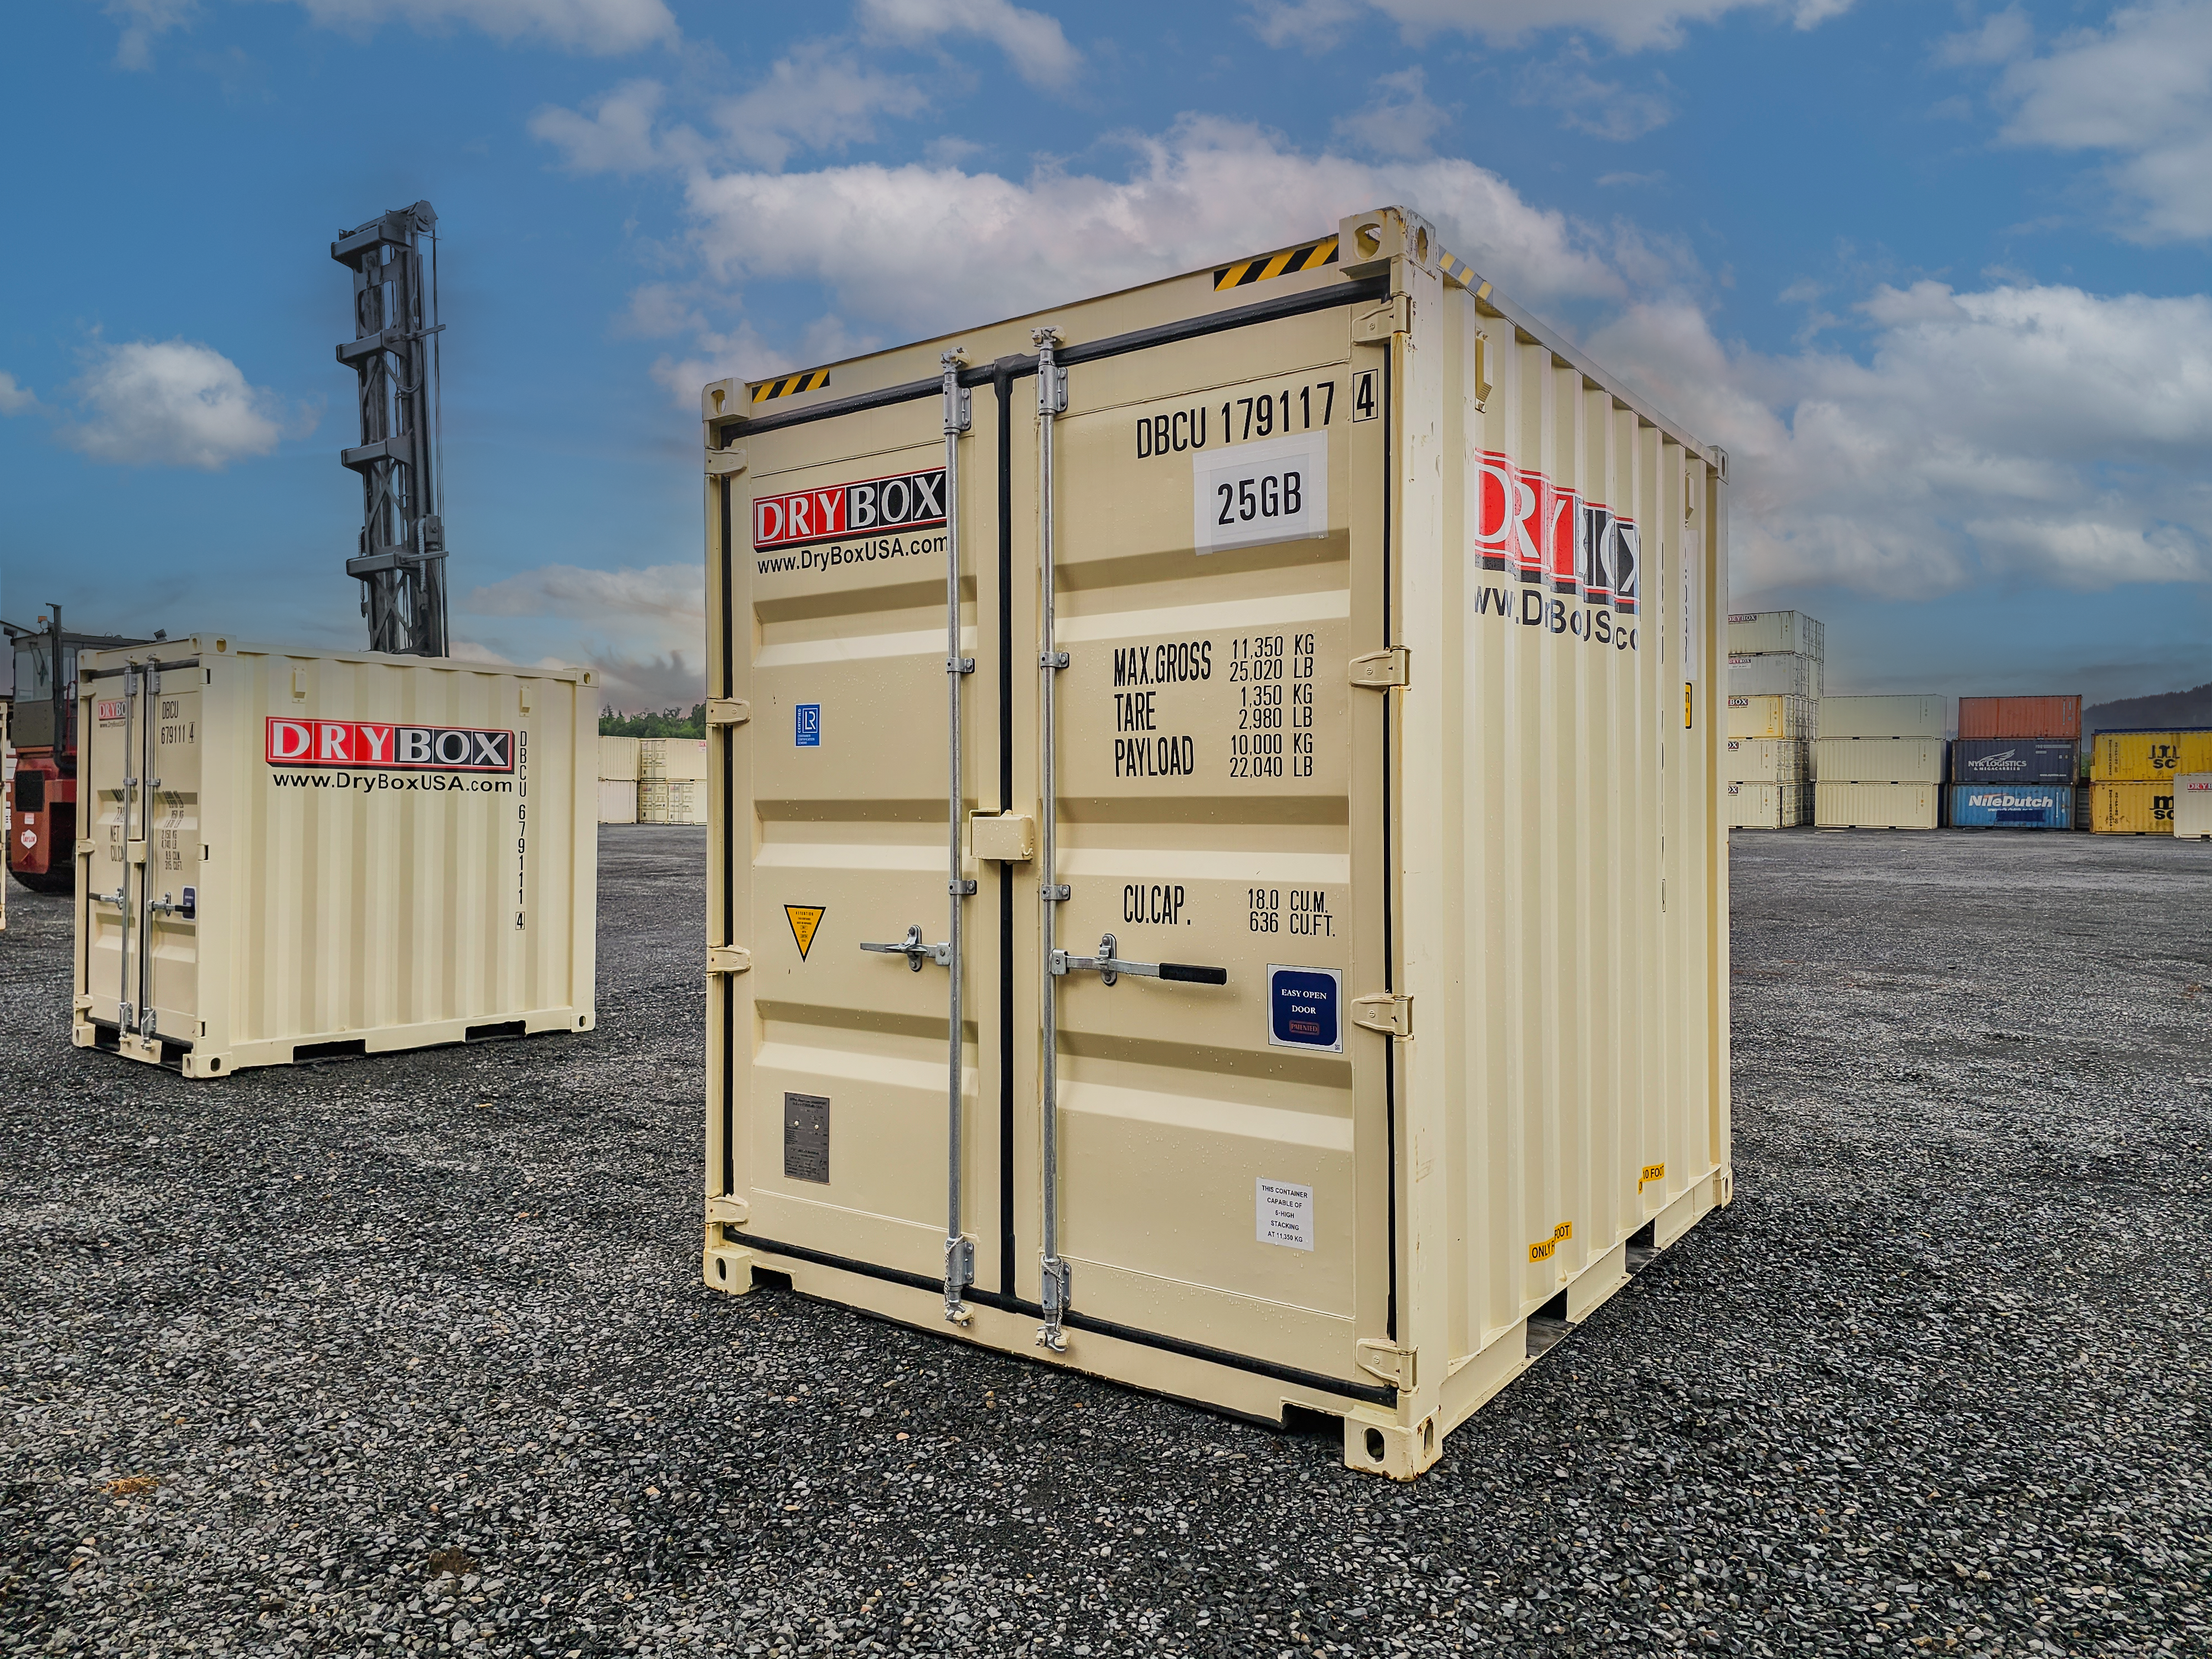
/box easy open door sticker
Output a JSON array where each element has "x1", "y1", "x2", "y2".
[
  {"x1": 1193, "y1": 431, "x2": 1329, "y2": 555},
  {"x1": 784, "y1": 905, "x2": 825, "y2": 960},
  {"x1": 1267, "y1": 964, "x2": 1343, "y2": 1052},
  {"x1": 1256, "y1": 1179, "x2": 1315, "y2": 1250}
]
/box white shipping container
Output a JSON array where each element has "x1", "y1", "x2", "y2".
[
  {"x1": 1725, "y1": 693, "x2": 1810, "y2": 740},
  {"x1": 639, "y1": 737, "x2": 710, "y2": 781},
  {"x1": 699, "y1": 204, "x2": 1732, "y2": 1480},
  {"x1": 639, "y1": 778, "x2": 707, "y2": 825},
  {"x1": 598, "y1": 777, "x2": 638, "y2": 824},
  {"x1": 2174, "y1": 774, "x2": 2212, "y2": 840},
  {"x1": 1729, "y1": 652, "x2": 1820, "y2": 700},
  {"x1": 1816, "y1": 695, "x2": 1946, "y2": 740},
  {"x1": 1723, "y1": 738, "x2": 1806, "y2": 784},
  {"x1": 1726, "y1": 611, "x2": 1822, "y2": 659},
  {"x1": 1816, "y1": 782, "x2": 1940, "y2": 830},
  {"x1": 1811, "y1": 736, "x2": 1945, "y2": 784},
  {"x1": 599, "y1": 735, "x2": 640, "y2": 781},
  {"x1": 73, "y1": 636, "x2": 598, "y2": 1077},
  {"x1": 1726, "y1": 781, "x2": 1808, "y2": 829}
]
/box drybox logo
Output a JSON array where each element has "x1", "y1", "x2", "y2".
[
  {"x1": 1471, "y1": 450, "x2": 1640, "y2": 612},
  {"x1": 754, "y1": 468, "x2": 947, "y2": 551},
  {"x1": 97, "y1": 700, "x2": 126, "y2": 723},
  {"x1": 265, "y1": 719, "x2": 515, "y2": 773}
]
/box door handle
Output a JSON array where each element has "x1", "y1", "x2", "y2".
[
  {"x1": 859, "y1": 922, "x2": 952, "y2": 973},
  {"x1": 1051, "y1": 932, "x2": 1228, "y2": 988}
]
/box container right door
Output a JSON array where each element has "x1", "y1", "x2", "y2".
[{"x1": 1024, "y1": 303, "x2": 1394, "y2": 1389}]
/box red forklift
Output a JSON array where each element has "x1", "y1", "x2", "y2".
[{"x1": 6, "y1": 609, "x2": 156, "y2": 895}]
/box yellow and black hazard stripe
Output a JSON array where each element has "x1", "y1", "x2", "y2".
[
  {"x1": 750, "y1": 367, "x2": 831, "y2": 404},
  {"x1": 1213, "y1": 235, "x2": 1339, "y2": 292},
  {"x1": 1437, "y1": 250, "x2": 1490, "y2": 298}
]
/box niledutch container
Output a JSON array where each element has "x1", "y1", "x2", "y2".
[
  {"x1": 2173, "y1": 775, "x2": 2212, "y2": 840},
  {"x1": 697, "y1": 206, "x2": 1732, "y2": 1480},
  {"x1": 1816, "y1": 695, "x2": 1946, "y2": 740},
  {"x1": 1723, "y1": 737, "x2": 1805, "y2": 783},
  {"x1": 1727, "y1": 781, "x2": 1807, "y2": 829},
  {"x1": 1725, "y1": 611, "x2": 1822, "y2": 659},
  {"x1": 1725, "y1": 693, "x2": 1808, "y2": 739},
  {"x1": 73, "y1": 636, "x2": 598, "y2": 1077},
  {"x1": 1816, "y1": 783, "x2": 1940, "y2": 829},
  {"x1": 1812, "y1": 736, "x2": 1944, "y2": 784},
  {"x1": 2089, "y1": 781, "x2": 2175, "y2": 834},
  {"x1": 1951, "y1": 738, "x2": 2077, "y2": 784},
  {"x1": 2091, "y1": 730, "x2": 2212, "y2": 782},
  {"x1": 1956, "y1": 695, "x2": 2080, "y2": 741},
  {"x1": 1947, "y1": 784, "x2": 2073, "y2": 829},
  {"x1": 1728, "y1": 652, "x2": 1820, "y2": 699}
]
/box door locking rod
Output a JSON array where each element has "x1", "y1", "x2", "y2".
[
  {"x1": 1052, "y1": 933, "x2": 1229, "y2": 988},
  {"x1": 858, "y1": 923, "x2": 950, "y2": 971}
]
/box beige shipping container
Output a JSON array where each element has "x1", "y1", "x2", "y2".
[
  {"x1": 599, "y1": 735, "x2": 641, "y2": 781},
  {"x1": 72, "y1": 636, "x2": 598, "y2": 1077},
  {"x1": 1723, "y1": 737, "x2": 1806, "y2": 783},
  {"x1": 2088, "y1": 781, "x2": 2175, "y2": 834},
  {"x1": 639, "y1": 737, "x2": 710, "y2": 781},
  {"x1": 1726, "y1": 611, "x2": 1822, "y2": 658},
  {"x1": 1725, "y1": 781, "x2": 1808, "y2": 829},
  {"x1": 695, "y1": 205, "x2": 1731, "y2": 1480},
  {"x1": 598, "y1": 777, "x2": 639, "y2": 824},
  {"x1": 1816, "y1": 782, "x2": 1940, "y2": 829},
  {"x1": 1728, "y1": 652, "x2": 1820, "y2": 700},
  {"x1": 639, "y1": 778, "x2": 708, "y2": 825},
  {"x1": 1811, "y1": 736, "x2": 1945, "y2": 784},
  {"x1": 1725, "y1": 692, "x2": 1809, "y2": 740},
  {"x1": 2174, "y1": 775, "x2": 2212, "y2": 839},
  {"x1": 1816, "y1": 694, "x2": 1946, "y2": 740}
]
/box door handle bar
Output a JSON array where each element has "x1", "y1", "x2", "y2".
[
  {"x1": 1051, "y1": 932, "x2": 1229, "y2": 988},
  {"x1": 859, "y1": 923, "x2": 951, "y2": 971}
]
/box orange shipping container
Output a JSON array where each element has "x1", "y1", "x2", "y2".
[{"x1": 1956, "y1": 695, "x2": 2080, "y2": 741}]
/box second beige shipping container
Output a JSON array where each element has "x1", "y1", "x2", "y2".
[{"x1": 1812, "y1": 736, "x2": 1944, "y2": 784}]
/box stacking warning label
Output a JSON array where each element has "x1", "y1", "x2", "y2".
[{"x1": 784, "y1": 905, "x2": 825, "y2": 959}]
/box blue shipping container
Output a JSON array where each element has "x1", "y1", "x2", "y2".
[
  {"x1": 1948, "y1": 784, "x2": 2075, "y2": 829},
  {"x1": 1951, "y1": 737, "x2": 2077, "y2": 784}
]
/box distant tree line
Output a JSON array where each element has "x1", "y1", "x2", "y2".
[
  {"x1": 2083, "y1": 682, "x2": 2212, "y2": 734},
  {"x1": 601, "y1": 704, "x2": 706, "y2": 737}
]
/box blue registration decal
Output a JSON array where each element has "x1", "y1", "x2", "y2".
[
  {"x1": 794, "y1": 704, "x2": 821, "y2": 747},
  {"x1": 1267, "y1": 964, "x2": 1342, "y2": 1052}
]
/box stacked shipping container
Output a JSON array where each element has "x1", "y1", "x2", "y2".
[
  {"x1": 1724, "y1": 612, "x2": 1818, "y2": 828},
  {"x1": 1947, "y1": 695, "x2": 2079, "y2": 830},
  {"x1": 638, "y1": 737, "x2": 710, "y2": 824},
  {"x1": 598, "y1": 735, "x2": 639, "y2": 824},
  {"x1": 2088, "y1": 730, "x2": 2212, "y2": 833},
  {"x1": 1813, "y1": 696, "x2": 1946, "y2": 829}
]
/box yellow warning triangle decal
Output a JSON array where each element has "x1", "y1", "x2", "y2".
[{"x1": 784, "y1": 905, "x2": 825, "y2": 960}]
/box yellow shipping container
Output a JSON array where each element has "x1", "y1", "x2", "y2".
[
  {"x1": 1725, "y1": 692, "x2": 1808, "y2": 739},
  {"x1": 695, "y1": 206, "x2": 1732, "y2": 1480},
  {"x1": 2090, "y1": 730, "x2": 2212, "y2": 782},
  {"x1": 2089, "y1": 781, "x2": 2175, "y2": 834},
  {"x1": 73, "y1": 636, "x2": 598, "y2": 1076}
]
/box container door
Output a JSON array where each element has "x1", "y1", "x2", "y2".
[
  {"x1": 79, "y1": 663, "x2": 160, "y2": 1040},
  {"x1": 1017, "y1": 310, "x2": 1391, "y2": 1387}
]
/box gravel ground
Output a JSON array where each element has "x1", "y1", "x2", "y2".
[{"x1": 3, "y1": 824, "x2": 2207, "y2": 1658}]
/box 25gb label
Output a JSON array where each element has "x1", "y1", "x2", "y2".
[{"x1": 1192, "y1": 431, "x2": 1329, "y2": 555}]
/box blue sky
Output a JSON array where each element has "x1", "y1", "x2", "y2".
[{"x1": 4, "y1": 0, "x2": 2210, "y2": 706}]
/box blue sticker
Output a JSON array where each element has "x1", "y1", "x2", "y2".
[
  {"x1": 1267, "y1": 964, "x2": 1342, "y2": 1052},
  {"x1": 794, "y1": 704, "x2": 821, "y2": 747}
]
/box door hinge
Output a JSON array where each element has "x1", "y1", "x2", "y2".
[
  {"x1": 706, "y1": 1193, "x2": 750, "y2": 1224},
  {"x1": 1355, "y1": 1338, "x2": 1418, "y2": 1390},
  {"x1": 1352, "y1": 993, "x2": 1413, "y2": 1037},
  {"x1": 1353, "y1": 294, "x2": 1412, "y2": 343},
  {"x1": 706, "y1": 447, "x2": 748, "y2": 478},
  {"x1": 1348, "y1": 647, "x2": 1409, "y2": 689},
  {"x1": 706, "y1": 699, "x2": 750, "y2": 727},
  {"x1": 707, "y1": 945, "x2": 752, "y2": 975}
]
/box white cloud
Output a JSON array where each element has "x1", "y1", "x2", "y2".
[
  {"x1": 529, "y1": 77, "x2": 678, "y2": 174},
  {"x1": 1249, "y1": 0, "x2": 1853, "y2": 53},
  {"x1": 1977, "y1": 0, "x2": 2212, "y2": 241},
  {"x1": 710, "y1": 40, "x2": 930, "y2": 168},
  {"x1": 0, "y1": 372, "x2": 38, "y2": 416},
  {"x1": 1517, "y1": 55, "x2": 1673, "y2": 139},
  {"x1": 281, "y1": 0, "x2": 677, "y2": 54},
  {"x1": 679, "y1": 115, "x2": 1626, "y2": 342},
  {"x1": 1586, "y1": 281, "x2": 2212, "y2": 596},
  {"x1": 102, "y1": 0, "x2": 198, "y2": 69},
  {"x1": 1934, "y1": 4, "x2": 2032, "y2": 66},
  {"x1": 856, "y1": 0, "x2": 1080, "y2": 87},
  {"x1": 459, "y1": 564, "x2": 705, "y2": 706},
  {"x1": 1334, "y1": 68, "x2": 1452, "y2": 158},
  {"x1": 60, "y1": 339, "x2": 303, "y2": 469},
  {"x1": 646, "y1": 314, "x2": 881, "y2": 409}
]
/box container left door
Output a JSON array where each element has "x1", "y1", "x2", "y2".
[{"x1": 711, "y1": 375, "x2": 1004, "y2": 1312}]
